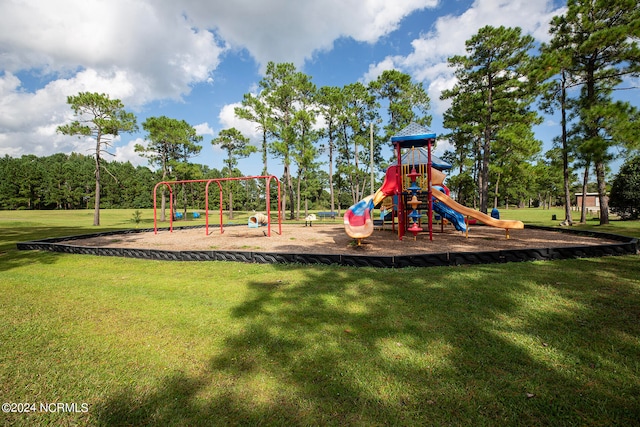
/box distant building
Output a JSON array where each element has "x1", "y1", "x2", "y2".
[{"x1": 575, "y1": 192, "x2": 608, "y2": 210}]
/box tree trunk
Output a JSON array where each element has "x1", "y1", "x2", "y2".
[
  {"x1": 287, "y1": 172, "x2": 295, "y2": 221},
  {"x1": 493, "y1": 172, "x2": 500, "y2": 209},
  {"x1": 160, "y1": 165, "x2": 168, "y2": 222},
  {"x1": 282, "y1": 163, "x2": 295, "y2": 220},
  {"x1": 480, "y1": 140, "x2": 490, "y2": 214},
  {"x1": 353, "y1": 137, "x2": 360, "y2": 205},
  {"x1": 473, "y1": 143, "x2": 480, "y2": 210},
  {"x1": 563, "y1": 167, "x2": 573, "y2": 224},
  {"x1": 182, "y1": 183, "x2": 188, "y2": 219},
  {"x1": 329, "y1": 137, "x2": 335, "y2": 215},
  {"x1": 228, "y1": 186, "x2": 233, "y2": 220},
  {"x1": 595, "y1": 161, "x2": 609, "y2": 225},
  {"x1": 262, "y1": 128, "x2": 268, "y2": 175},
  {"x1": 161, "y1": 190, "x2": 167, "y2": 222},
  {"x1": 93, "y1": 141, "x2": 101, "y2": 226},
  {"x1": 560, "y1": 71, "x2": 573, "y2": 225},
  {"x1": 342, "y1": 127, "x2": 357, "y2": 206},
  {"x1": 580, "y1": 160, "x2": 590, "y2": 224},
  {"x1": 296, "y1": 172, "x2": 303, "y2": 220},
  {"x1": 94, "y1": 174, "x2": 100, "y2": 226},
  {"x1": 480, "y1": 75, "x2": 493, "y2": 215}
]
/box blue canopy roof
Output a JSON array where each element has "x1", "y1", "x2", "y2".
[
  {"x1": 401, "y1": 147, "x2": 452, "y2": 170},
  {"x1": 390, "y1": 122, "x2": 436, "y2": 148}
]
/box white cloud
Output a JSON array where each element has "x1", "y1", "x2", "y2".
[
  {"x1": 178, "y1": 0, "x2": 439, "y2": 69},
  {"x1": 434, "y1": 137, "x2": 454, "y2": 158},
  {"x1": 0, "y1": 0, "x2": 227, "y2": 159},
  {"x1": 113, "y1": 138, "x2": 147, "y2": 168},
  {"x1": 218, "y1": 103, "x2": 261, "y2": 142},
  {"x1": 0, "y1": 1, "x2": 226, "y2": 102},
  {"x1": 362, "y1": 57, "x2": 397, "y2": 84},
  {"x1": 0, "y1": 0, "x2": 439, "y2": 160},
  {"x1": 194, "y1": 122, "x2": 215, "y2": 137},
  {"x1": 428, "y1": 75, "x2": 457, "y2": 115},
  {"x1": 365, "y1": 0, "x2": 566, "y2": 114},
  {"x1": 2, "y1": 0, "x2": 440, "y2": 85},
  {"x1": 0, "y1": 70, "x2": 147, "y2": 158}
]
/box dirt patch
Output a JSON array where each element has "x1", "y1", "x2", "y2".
[{"x1": 65, "y1": 223, "x2": 618, "y2": 256}]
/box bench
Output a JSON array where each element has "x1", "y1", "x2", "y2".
[
  {"x1": 304, "y1": 214, "x2": 317, "y2": 227},
  {"x1": 174, "y1": 212, "x2": 200, "y2": 220},
  {"x1": 316, "y1": 211, "x2": 337, "y2": 220}
]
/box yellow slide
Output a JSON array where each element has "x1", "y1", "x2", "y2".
[{"x1": 432, "y1": 188, "x2": 524, "y2": 230}]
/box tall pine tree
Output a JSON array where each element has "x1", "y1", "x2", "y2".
[
  {"x1": 57, "y1": 92, "x2": 137, "y2": 225},
  {"x1": 441, "y1": 26, "x2": 541, "y2": 213},
  {"x1": 549, "y1": 0, "x2": 640, "y2": 224}
]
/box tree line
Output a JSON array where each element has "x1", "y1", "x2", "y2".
[
  {"x1": 0, "y1": 152, "x2": 280, "y2": 215},
  {"x1": 2, "y1": 0, "x2": 638, "y2": 226},
  {"x1": 441, "y1": 0, "x2": 639, "y2": 225}
]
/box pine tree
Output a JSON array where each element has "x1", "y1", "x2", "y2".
[
  {"x1": 57, "y1": 92, "x2": 137, "y2": 225},
  {"x1": 441, "y1": 26, "x2": 541, "y2": 213},
  {"x1": 211, "y1": 128, "x2": 256, "y2": 219},
  {"x1": 549, "y1": 0, "x2": 640, "y2": 224},
  {"x1": 609, "y1": 156, "x2": 640, "y2": 219}
]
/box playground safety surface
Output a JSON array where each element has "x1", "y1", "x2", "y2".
[
  {"x1": 60, "y1": 223, "x2": 620, "y2": 255},
  {"x1": 18, "y1": 222, "x2": 638, "y2": 267}
]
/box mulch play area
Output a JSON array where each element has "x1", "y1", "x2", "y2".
[
  {"x1": 62, "y1": 223, "x2": 620, "y2": 256},
  {"x1": 18, "y1": 221, "x2": 637, "y2": 267}
]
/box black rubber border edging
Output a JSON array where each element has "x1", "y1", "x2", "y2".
[{"x1": 16, "y1": 224, "x2": 638, "y2": 268}]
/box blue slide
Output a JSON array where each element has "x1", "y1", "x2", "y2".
[{"x1": 433, "y1": 199, "x2": 467, "y2": 232}]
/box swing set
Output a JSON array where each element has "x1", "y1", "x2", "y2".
[{"x1": 153, "y1": 175, "x2": 282, "y2": 236}]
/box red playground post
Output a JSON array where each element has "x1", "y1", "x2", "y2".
[
  {"x1": 390, "y1": 123, "x2": 436, "y2": 241},
  {"x1": 153, "y1": 175, "x2": 282, "y2": 236}
]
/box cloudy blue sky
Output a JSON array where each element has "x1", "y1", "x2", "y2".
[{"x1": 2, "y1": 0, "x2": 632, "y2": 177}]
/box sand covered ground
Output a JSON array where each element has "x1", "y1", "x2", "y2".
[{"x1": 65, "y1": 223, "x2": 618, "y2": 256}]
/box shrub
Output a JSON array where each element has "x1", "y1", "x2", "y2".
[{"x1": 610, "y1": 155, "x2": 640, "y2": 220}]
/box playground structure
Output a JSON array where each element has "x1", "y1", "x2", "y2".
[
  {"x1": 153, "y1": 175, "x2": 282, "y2": 236},
  {"x1": 344, "y1": 123, "x2": 524, "y2": 243},
  {"x1": 14, "y1": 117, "x2": 637, "y2": 268},
  {"x1": 248, "y1": 212, "x2": 269, "y2": 228}
]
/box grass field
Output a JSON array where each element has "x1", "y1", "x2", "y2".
[{"x1": 1, "y1": 208, "x2": 639, "y2": 426}]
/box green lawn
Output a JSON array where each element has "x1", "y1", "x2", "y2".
[{"x1": 1, "y1": 209, "x2": 639, "y2": 426}]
